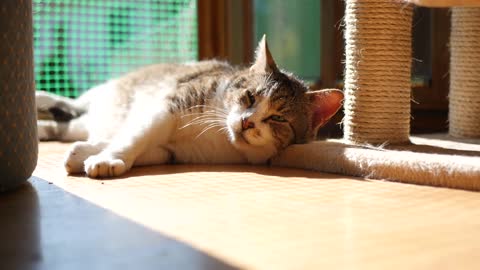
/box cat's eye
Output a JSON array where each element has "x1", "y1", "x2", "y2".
[
  {"x1": 246, "y1": 91, "x2": 255, "y2": 107},
  {"x1": 270, "y1": 115, "x2": 287, "y2": 122}
]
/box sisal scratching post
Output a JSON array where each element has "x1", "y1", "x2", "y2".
[
  {"x1": 343, "y1": 0, "x2": 413, "y2": 144},
  {"x1": 449, "y1": 8, "x2": 480, "y2": 138}
]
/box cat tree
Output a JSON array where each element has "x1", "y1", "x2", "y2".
[
  {"x1": 344, "y1": 0, "x2": 480, "y2": 142},
  {"x1": 274, "y1": 0, "x2": 480, "y2": 190},
  {"x1": 449, "y1": 7, "x2": 480, "y2": 138}
]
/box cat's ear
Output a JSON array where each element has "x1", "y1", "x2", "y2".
[
  {"x1": 307, "y1": 89, "x2": 344, "y2": 131},
  {"x1": 250, "y1": 34, "x2": 278, "y2": 74}
]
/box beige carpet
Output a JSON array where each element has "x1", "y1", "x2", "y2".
[{"x1": 272, "y1": 133, "x2": 480, "y2": 191}]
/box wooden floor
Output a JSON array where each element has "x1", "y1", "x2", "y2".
[{"x1": 3, "y1": 142, "x2": 480, "y2": 269}]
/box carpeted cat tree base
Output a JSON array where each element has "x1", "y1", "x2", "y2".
[
  {"x1": 272, "y1": 136, "x2": 480, "y2": 191},
  {"x1": 318, "y1": 0, "x2": 480, "y2": 191}
]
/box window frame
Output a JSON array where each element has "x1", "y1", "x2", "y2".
[{"x1": 197, "y1": 1, "x2": 451, "y2": 134}]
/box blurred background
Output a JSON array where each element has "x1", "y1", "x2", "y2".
[{"x1": 33, "y1": 0, "x2": 451, "y2": 136}]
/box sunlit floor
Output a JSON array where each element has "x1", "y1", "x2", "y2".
[{"x1": 3, "y1": 141, "x2": 480, "y2": 269}]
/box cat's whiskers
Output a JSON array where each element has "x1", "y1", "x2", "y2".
[
  {"x1": 195, "y1": 122, "x2": 227, "y2": 139},
  {"x1": 180, "y1": 114, "x2": 226, "y2": 130},
  {"x1": 186, "y1": 119, "x2": 225, "y2": 128},
  {"x1": 180, "y1": 114, "x2": 221, "y2": 125},
  {"x1": 180, "y1": 108, "x2": 228, "y2": 129},
  {"x1": 182, "y1": 112, "x2": 224, "y2": 122},
  {"x1": 181, "y1": 110, "x2": 222, "y2": 118},
  {"x1": 179, "y1": 102, "x2": 235, "y2": 139},
  {"x1": 182, "y1": 108, "x2": 229, "y2": 138},
  {"x1": 218, "y1": 127, "x2": 230, "y2": 135},
  {"x1": 187, "y1": 105, "x2": 229, "y2": 118}
]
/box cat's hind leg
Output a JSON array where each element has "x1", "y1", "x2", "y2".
[
  {"x1": 36, "y1": 91, "x2": 85, "y2": 121},
  {"x1": 38, "y1": 114, "x2": 89, "y2": 142}
]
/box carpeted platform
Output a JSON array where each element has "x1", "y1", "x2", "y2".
[
  {"x1": 271, "y1": 133, "x2": 480, "y2": 191},
  {"x1": 31, "y1": 140, "x2": 480, "y2": 269}
]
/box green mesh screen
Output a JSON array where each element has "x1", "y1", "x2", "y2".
[{"x1": 33, "y1": 0, "x2": 198, "y2": 97}]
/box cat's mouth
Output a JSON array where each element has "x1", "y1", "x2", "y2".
[
  {"x1": 239, "y1": 133, "x2": 251, "y2": 145},
  {"x1": 230, "y1": 130, "x2": 251, "y2": 146},
  {"x1": 227, "y1": 122, "x2": 251, "y2": 146}
]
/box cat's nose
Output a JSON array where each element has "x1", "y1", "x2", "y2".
[{"x1": 242, "y1": 117, "x2": 255, "y2": 130}]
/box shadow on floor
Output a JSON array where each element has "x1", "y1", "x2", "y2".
[
  {"x1": 76, "y1": 163, "x2": 366, "y2": 182},
  {"x1": 0, "y1": 177, "x2": 240, "y2": 270}
]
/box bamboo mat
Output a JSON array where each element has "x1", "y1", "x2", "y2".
[{"x1": 33, "y1": 142, "x2": 480, "y2": 270}]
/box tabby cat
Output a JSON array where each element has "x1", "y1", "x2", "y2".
[{"x1": 37, "y1": 36, "x2": 343, "y2": 178}]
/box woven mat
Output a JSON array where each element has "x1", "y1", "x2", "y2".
[{"x1": 33, "y1": 141, "x2": 480, "y2": 269}]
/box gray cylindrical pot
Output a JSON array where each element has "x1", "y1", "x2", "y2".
[{"x1": 0, "y1": 0, "x2": 38, "y2": 192}]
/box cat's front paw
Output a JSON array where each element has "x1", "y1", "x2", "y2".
[
  {"x1": 64, "y1": 141, "x2": 105, "y2": 174},
  {"x1": 84, "y1": 154, "x2": 128, "y2": 178}
]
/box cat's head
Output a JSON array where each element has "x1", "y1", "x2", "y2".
[{"x1": 225, "y1": 35, "x2": 344, "y2": 163}]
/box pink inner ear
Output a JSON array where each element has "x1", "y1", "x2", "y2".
[{"x1": 309, "y1": 89, "x2": 344, "y2": 129}]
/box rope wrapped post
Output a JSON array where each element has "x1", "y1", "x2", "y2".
[
  {"x1": 343, "y1": 0, "x2": 413, "y2": 144},
  {"x1": 449, "y1": 8, "x2": 480, "y2": 138},
  {"x1": 0, "y1": 0, "x2": 37, "y2": 192}
]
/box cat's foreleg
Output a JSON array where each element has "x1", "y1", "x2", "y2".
[
  {"x1": 83, "y1": 112, "x2": 175, "y2": 178},
  {"x1": 134, "y1": 147, "x2": 171, "y2": 166},
  {"x1": 64, "y1": 139, "x2": 172, "y2": 174}
]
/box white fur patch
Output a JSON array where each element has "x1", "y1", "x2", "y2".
[{"x1": 64, "y1": 141, "x2": 107, "y2": 173}]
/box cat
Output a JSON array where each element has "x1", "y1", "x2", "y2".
[{"x1": 36, "y1": 36, "x2": 344, "y2": 178}]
